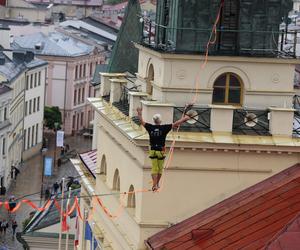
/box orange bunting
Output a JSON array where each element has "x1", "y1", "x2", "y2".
[
  {"x1": 22, "y1": 199, "x2": 51, "y2": 212},
  {"x1": 95, "y1": 193, "x2": 126, "y2": 219},
  {"x1": 74, "y1": 197, "x2": 83, "y2": 220}
]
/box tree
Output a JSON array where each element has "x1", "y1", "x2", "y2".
[{"x1": 44, "y1": 106, "x2": 62, "y2": 130}]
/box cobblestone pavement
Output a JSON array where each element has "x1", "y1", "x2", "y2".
[{"x1": 0, "y1": 134, "x2": 92, "y2": 249}]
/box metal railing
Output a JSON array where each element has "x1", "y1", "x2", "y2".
[
  {"x1": 232, "y1": 109, "x2": 270, "y2": 136},
  {"x1": 293, "y1": 111, "x2": 300, "y2": 137},
  {"x1": 173, "y1": 107, "x2": 211, "y2": 132},
  {"x1": 293, "y1": 95, "x2": 300, "y2": 110},
  {"x1": 140, "y1": 19, "x2": 298, "y2": 58}
]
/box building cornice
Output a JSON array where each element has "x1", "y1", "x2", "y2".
[{"x1": 88, "y1": 98, "x2": 300, "y2": 153}]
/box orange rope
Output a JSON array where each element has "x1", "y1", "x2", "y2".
[
  {"x1": 0, "y1": 0, "x2": 225, "y2": 222},
  {"x1": 158, "y1": 0, "x2": 225, "y2": 193},
  {"x1": 192, "y1": 0, "x2": 224, "y2": 104},
  {"x1": 22, "y1": 199, "x2": 52, "y2": 212}
]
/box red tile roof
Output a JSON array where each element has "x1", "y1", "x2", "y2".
[
  {"x1": 79, "y1": 150, "x2": 97, "y2": 178},
  {"x1": 265, "y1": 213, "x2": 300, "y2": 250},
  {"x1": 145, "y1": 164, "x2": 300, "y2": 250}
]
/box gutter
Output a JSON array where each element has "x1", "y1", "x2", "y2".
[{"x1": 144, "y1": 240, "x2": 153, "y2": 250}]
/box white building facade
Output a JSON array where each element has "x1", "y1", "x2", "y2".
[
  {"x1": 0, "y1": 85, "x2": 12, "y2": 189},
  {"x1": 0, "y1": 27, "x2": 48, "y2": 188},
  {"x1": 23, "y1": 60, "x2": 47, "y2": 159}
]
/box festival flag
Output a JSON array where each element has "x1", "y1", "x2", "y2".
[
  {"x1": 85, "y1": 221, "x2": 92, "y2": 241},
  {"x1": 85, "y1": 222, "x2": 98, "y2": 250},
  {"x1": 62, "y1": 215, "x2": 70, "y2": 232},
  {"x1": 74, "y1": 216, "x2": 80, "y2": 247}
]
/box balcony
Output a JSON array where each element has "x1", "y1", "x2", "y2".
[
  {"x1": 97, "y1": 73, "x2": 299, "y2": 138},
  {"x1": 140, "y1": 19, "x2": 298, "y2": 58}
]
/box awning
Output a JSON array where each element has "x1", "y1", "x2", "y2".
[{"x1": 79, "y1": 150, "x2": 97, "y2": 178}]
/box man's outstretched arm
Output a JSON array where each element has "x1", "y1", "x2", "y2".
[
  {"x1": 137, "y1": 107, "x2": 146, "y2": 127},
  {"x1": 172, "y1": 114, "x2": 191, "y2": 128}
]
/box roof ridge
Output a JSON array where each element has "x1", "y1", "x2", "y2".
[
  {"x1": 146, "y1": 163, "x2": 300, "y2": 249},
  {"x1": 264, "y1": 212, "x2": 300, "y2": 249}
]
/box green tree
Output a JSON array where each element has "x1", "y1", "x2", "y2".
[{"x1": 44, "y1": 106, "x2": 62, "y2": 130}]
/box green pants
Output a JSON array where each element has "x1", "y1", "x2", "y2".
[{"x1": 149, "y1": 150, "x2": 166, "y2": 174}]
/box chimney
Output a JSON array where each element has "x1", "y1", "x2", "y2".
[{"x1": 0, "y1": 26, "x2": 12, "y2": 60}]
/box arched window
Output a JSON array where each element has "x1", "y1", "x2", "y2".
[
  {"x1": 100, "y1": 155, "x2": 107, "y2": 175},
  {"x1": 127, "y1": 185, "x2": 136, "y2": 208},
  {"x1": 147, "y1": 64, "x2": 154, "y2": 95},
  {"x1": 212, "y1": 73, "x2": 243, "y2": 105},
  {"x1": 113, "y1": 169, "x2": 120, "y2": 191}
]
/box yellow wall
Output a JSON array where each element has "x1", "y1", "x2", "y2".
[{"x1": 136, "y1": 45, "x2": 297, "y2": 108}]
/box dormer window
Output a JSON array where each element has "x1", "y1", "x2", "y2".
[{"x1": 212, "y1": 72, "x2": 243, "y2": 105}]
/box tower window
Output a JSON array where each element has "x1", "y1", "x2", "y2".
[{"x1": 212, "y1": 73, "x2": 242, "y2": 105}]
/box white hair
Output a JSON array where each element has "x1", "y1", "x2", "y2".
[{"x1": 153, "y1": 114, "x2": 162, "y2": 124}]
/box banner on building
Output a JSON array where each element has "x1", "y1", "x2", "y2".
[
  {"x1": 44, "y1": 157, "x2": 53, "y2": 176},
  {"x1": 56, "y1": 130, "x2": 64, "y2": 147}
]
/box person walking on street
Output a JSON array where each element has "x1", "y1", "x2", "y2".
[
  {"x1": 14, "y1": 167, "x2": 20, "y2": 180},
  {"x1": 10, "y1": 166, "x2": 14, "y2": 180},
  {"x1": 137, "y1": 106, "x2": 193, "y2": 191},
  {"x1": 1, "y1": 220, "x2": 8, "y2": 235},
  {"x1": 12, "y1": 220, "x2": 18, "y2": 236},
  {"x1": 53, "y1": 182, "x2": 59, "y2": 194},
  {"x1": 59, "y1": 180, "x2": 63, "y2": 193}
]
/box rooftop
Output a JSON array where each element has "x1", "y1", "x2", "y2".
[
  {"x1": 91, "y1": 64, "x2": 108, "y2": 86},
  {"x1": 0, "y1": 84, "x2": 12, "y2": 95},
  {"x1": 12, "y1": 32, "x2": 94, "y2": 57},
  {"x1": 145, "y1": 163, "x2": 300, "y2": 250},
  {"x1": 79, "y1": 150, "x2": 97, "y2": 178},
  {"x1": 59, "y1": 19, "x2": 117, "y2": 44},
  {"x1": 0, "y1": 50, "x2": 47, "y2": 83},
  {"x1": 265, "y1": 212, "x2": 300, "y2": 249},
  {"x1": 0, "y1": 53, "x2": 26, "y2": 83}
]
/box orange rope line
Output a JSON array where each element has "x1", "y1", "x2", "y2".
[
  {"x1": 158, "y1": 0, "x2": 224, "y2": 193},
  {"x1": 0, "y1": 1, "x2": 225, "y2": 223},
  {"x1": 192, "y1": 0, "x2": 224, "y2": 104}
]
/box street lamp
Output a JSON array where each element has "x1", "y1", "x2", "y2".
[
  {"x1": 40, "y1": 148, "x2": 47, "y2": 199},
  {"x1": 53, "y1": 122, "x2": 59, "y2": 170}
]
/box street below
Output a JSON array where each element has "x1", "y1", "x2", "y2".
[{"x1": 0, "y1": 133, "x2": 92, "y2": 249}]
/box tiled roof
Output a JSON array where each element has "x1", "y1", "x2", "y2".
[
  {"x1": 79, "y1": 150, "x2": 97, "y2": 178},
  {"x1": 12, "y1": 32, "x2": 93, "y2": 57},
  {"x1": 108, "y1": 0, "x2": 142, "y2": 74},
  {"x1": 145, "y1": 164, "x2": 300, "y2": 250},
  {"x1": 265, "y1": 213, "x2": 300, "y2": 249},
  {"x1": 91, "y1": 64, "x2": 108, "y2": 86},
  {"x1": 0, "y1": 84, "x2": 12, "y2": 95}
]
